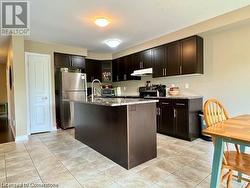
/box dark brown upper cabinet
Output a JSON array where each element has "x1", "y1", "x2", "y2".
[
  {"x1": 112, "y1": 59, "x2": 119, "y2": 82},
  {"x1": 152, "y1": 45, "x2": 167, "y2": 78},
  {"x1": 85, "y1": 59, "x2": 102, "y2": 82},
  {"x1": 167, "y1": 41, "x2": 181, "y2": 76},
  {"x1": 127, "y1": 54, "x2": 141, "y2": 81},
  {"x1": 118, "y1": 57, "x2": 128, "y2": 81},
  {"x1": 102, "y1": 60, "x2": 112, "y2": 83},
  {"x1": 140, "y1": 49, "x2": 153, "y2": 69},
  {"x1": 54, "y1": 53, "x2": 71, "y2": 68},
  {"x1": 112, "y1": 55, "x2": 141, "y2": 82},
  {"x1": 153, "y1": 35, "x2": 203, "y2": 77},
  {"x1": 112, "y1": 57, "x2": 126, "y2": 82},
  {"x1": 181, "y1": 36, "x2": 203, "y2": 75},
  {"x1": 54, "y1": 52, "x2": 86, "y2": 71},
  {"x1": 112, "y1": 35, "x2": 203, "y2": 82},
  {"x1": 86, "y1": 59, "x2": 112, "y2": 83},
  {"x1": 71, "y1": 55, "x2": 85, "y2": 69},
  {"x1": 133, "y1": 52, "x2": 141, "y2": 70}
]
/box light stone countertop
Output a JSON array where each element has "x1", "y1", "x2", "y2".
[
  {"x1": 63, "y1": 98, "x2": 159, "y2": 106},
  {"x1": 144, "y1": 95, "x2": 203, "y2": 100}
]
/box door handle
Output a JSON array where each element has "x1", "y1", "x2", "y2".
[
  {"x1": 164, "y1": 68, "x2": 167, "y2": 76},
  {"x1": 42, "y1": 96, "x2": 48, "y2": 100},
  {"x1": 176, "y1": 103, "x2": 185, "y2": 106},
  {"x1": 162, "y1": 68, "x2": 164, "y2": 76},
  {"x1": 179, "y1": 65, "x2": 182, "y2": 74}
]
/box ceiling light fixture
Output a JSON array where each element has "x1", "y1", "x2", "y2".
[
  {"x1": 95, "y1": 18, "x2": 110, "y2": 27},
  {"x1": 104, "y1": 39, "x2": 121, "y2": 48}
]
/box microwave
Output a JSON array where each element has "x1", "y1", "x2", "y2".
[{"x1": 101, "y1": 88, "x2": 115, "y2": 97}]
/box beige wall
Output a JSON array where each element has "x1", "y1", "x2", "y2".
[
  {"x1": 113, "y1": 5, "x2": 250, "y2": 59},
  {"x1": 5, "y1": 36, "x2": 27, "y2": 138},
  {"x1": 24, "y1": 40, "x2": 88, "y2": 129},
  {"x1": 86, "y1": 52, "x2": 112, "y2": 60},
  {"x1": 113, "y1": 22, "x2": 250, "y2": 116},
  {"x1": 0, "y1": 64, "x2": 7, "y2": 103},
  {"x1": 12, "y1": 36, "x2": 27, "y2": 137},
  {"x1": 6, "y1": 39, "x2": 15, "y2": 135},
  {"x1": 24, "y1": 40, "x2": 87, "y2": 57}
]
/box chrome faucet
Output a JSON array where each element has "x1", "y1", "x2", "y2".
[{"x1": 91, "y1": 79, "x2": 102, "y2": 101}]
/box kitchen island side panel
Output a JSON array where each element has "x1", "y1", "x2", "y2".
[
  {"x1": 127, "y1": 103, "x2": 157, "y2": 169},
  {"x1": 74, "y1": 103, "x2": 128, "y2": 168}
]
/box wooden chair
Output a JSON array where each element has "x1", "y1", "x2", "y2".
[{"x1": 204, "y1": 99, "x2": 250, "y2": 188}]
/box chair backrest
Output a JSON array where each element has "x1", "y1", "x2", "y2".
[
  {"x1": 203, "y1": 99, "x2": 229, "y2": 128},
  {"x1": 204, "y1": 99, "x2": 240, "y2": 164}
]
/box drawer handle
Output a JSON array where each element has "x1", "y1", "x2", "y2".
[
  {"x1": 176, "y1": 103, "x2": 185, "y2": 106},
  {"x1": 162, "y1": 102, "x2": 170, "y2": 105}
]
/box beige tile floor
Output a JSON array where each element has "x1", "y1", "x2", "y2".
[{"x1": 0, "y1": 129, "x2": 247, "y2": 188}]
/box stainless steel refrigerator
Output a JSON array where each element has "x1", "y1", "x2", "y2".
[{"x1": 56, "y1": 71, "x2": 87, "y2": 129}]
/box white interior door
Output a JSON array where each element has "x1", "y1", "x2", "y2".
[{"x1": 26, "y1": 53, "x2": 52, "y2": 134}]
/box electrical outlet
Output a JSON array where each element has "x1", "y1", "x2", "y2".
[{"x1": 185, "y1": 83, "x2": 189, "y2": 89}]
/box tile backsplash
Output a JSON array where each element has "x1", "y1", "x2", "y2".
[{"x1": 112, "y1": 74, "x2": 203, "y2": 96}]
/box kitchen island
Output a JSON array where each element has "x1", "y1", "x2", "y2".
[{"x1": 73, "y1": 98, "x2": 158, "y2": 169}]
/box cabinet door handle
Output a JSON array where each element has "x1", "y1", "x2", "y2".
[
  {"x1": 165, "y1": 68, "x2": 167, "y2": 76},
  {"x1": 162, "y1": 68, "x2": 164, "y2": 76},
  {"x1": 179, "y1": 65, "x2": 182, "y2": 74},
  {"x1": 157, "y1": 107, "x2": 161, "y2": 115},
  {"x1": 176, "y1": 103, "x2": 185, "y2": 106},
  {"x1": 140, "y1": 61, "x2": 143, "y2": 69},
  {"x1": 174, "y1": 109, "x2": 176, "y2": 118},
  {"x1": 161, "y1": 102, "x2": 169, "y2": 105},
  {"x1": 116, "y1": 75, "x2": 119, "y2": 81},
  {"x1": 69, "y1": 56, "x2": 72, "y2": 67}
]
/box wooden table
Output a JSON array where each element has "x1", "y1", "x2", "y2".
[{"x1": 203, "y1": 115, "x2": 250, "y2": 188}]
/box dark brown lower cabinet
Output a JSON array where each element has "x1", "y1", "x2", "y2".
[
  {"x1": 157, "y1": 98, "x2": 202, "y2": 141},
  {"x1": 157, "y1": 101, "x2": 175, "y2": 136}
]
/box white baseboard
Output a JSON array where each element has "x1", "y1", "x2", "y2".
[
  {"x1": 15, "y1": 135, "x2": 29, "y2": 142},
  {"x1": 51, "y1": 126, "x2": 57, "y2": 132}
]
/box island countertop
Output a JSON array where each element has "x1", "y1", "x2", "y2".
[
  {"x1": 100, "y1": 94, "x2": 203, "y2": 100},
  {"x1": 63, "y1": 98, "x2": 159, "y2": 106}
]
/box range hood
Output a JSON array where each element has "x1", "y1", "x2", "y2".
[{"x1": 131, "y1": 68, "x2": 153, "y2": 77}]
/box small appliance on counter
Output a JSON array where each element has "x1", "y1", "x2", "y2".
[
  {"x1": 139, "y1": 82, "x2": 166, "y2": 98},
  {"x1": 101, "y1": 84, "x2": 115, "y2": 97},
  {"x1": 168, "y1": 86, "x2": 180, "y2": 96}
]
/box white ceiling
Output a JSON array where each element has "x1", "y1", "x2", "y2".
[
  {"x1": 26, "y1": 0, "x2": 250, "y2": 53},
  {"x1": 1, "y1": 0, "x2": 250, "y2": 58}
]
